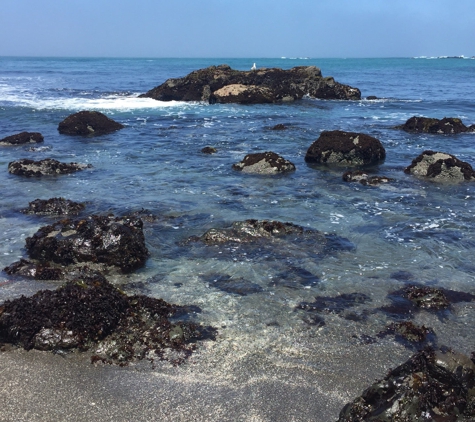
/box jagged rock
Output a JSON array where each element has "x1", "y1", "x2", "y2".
[
  {"x1": 201, "y1": 146, "x2": 217, "y2": 154},
  {"x1": 20, "y1": 197, "x2": 85, "y2": 216},
  {"x1": 232, "y1": 151, "x2": 296, "y2": 174},
  {"x1": 342, "y1": 170, "x2": 393, "y2": 186},
  {"x1": 8, "y1": 158, "x2": 91, "y2": 177},
  {"x1": 0, "y1": 273, "x2": 216, "y2": 365},
  {"x1": 58, "y1": 111, "x2": 124, "y2": 136},
  {"x1": 24, "y1": 214, "x2": 149, "y2": 273},
  {"x1": 336, "y1": 348, "x2": 475, "y2": 421},
  {"x1": 139, "y1": 65, "x2": 361, "y2": 104},
  {"x1": 404, "y1": 150, "x2": 475, "y2": 182},
  {"x1": 396, "y1": 116, "x2": 475, "y2": 134},
  {"x1": 0, "y1": 132, "x2": 44, "y2": 146},
  {"x1": 305, "y1": 130, "x2": 386, "y2": 166}
]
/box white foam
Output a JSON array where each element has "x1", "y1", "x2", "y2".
[{"x1": 0, "y1": 92, "x2": 193, "y2": 112}]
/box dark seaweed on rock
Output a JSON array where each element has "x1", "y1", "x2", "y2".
[
  {"x1": 396, "y1": 116, "x2": 475, "y2": 134},
  {"x1": 58, "y1": 110, "x2": 124, "y2": 136},
  {"x1": 25, "y1": 214, "x2": 149, "y2": 273},
  {"x1": 377, "y1": 321, "x2": 435, "y2": 349},
  {"x1": 8, "y1": 158, "x2": 91, "y2": 177},
  {"x1": 3, "y1": 258, "x2": 64, "y2": 280},
  {"x1": 0, "y1": 131, "x2": 44, "y2": 145},
  {"x1": 336, "y1": 347, "x2": 475, "y2": 421},
  {"x1": 20, "y1": 197, "x2": 85, "y2": 216},
  {"x1": 0, "y1": 273, "x2": 216, "y2": 365}
]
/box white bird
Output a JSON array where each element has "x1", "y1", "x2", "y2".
[{"x1": 251, "y1": 63, "x2": 257, "y2": 70}]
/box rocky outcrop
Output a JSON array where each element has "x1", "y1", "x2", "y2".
[
  {"x1": 0, "y1": 272, "x2": 216, "y2": 365},
  {"x1": 305, "y1": 130, "x2": 386, "y2": 166},
  {"x1": 342, "y1": 170, "x2": 393, "y2": 186},
  {"x1": 404, "y1": 150, "x2": 475, "y2": 182},
  {"x1": 20, "y1": 197, "x2": 85, "y2": 216},
  {"x1": 337, "y1": 348, "x2": 475, "y2": 421},
  {"x1": 396, "y1": 116, "x2": 475, "y2": 134},
  {"x1": 139, "y1": 65, "x2": 361, "y2": 104},
  {"x1": 232, "y1": 151, "x2": 296, "y2": 174},
  {"x1": 0, "y1": 132, "x2": 44, "y2": 146},
  {"x1": 24, "y1": 214, "x2": 149, "y2": 273},
  {"x1": 58, "y1": 111, "x2": 124, "y2": 136},
  {"x1": 8, "y1": 158, "x2": 91, "y2": 177}
]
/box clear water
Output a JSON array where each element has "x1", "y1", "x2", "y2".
[{"x1": 1, "y1": 57, "x2": 475, "y2": 417}]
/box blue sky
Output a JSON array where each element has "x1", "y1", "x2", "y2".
[{"x1": 1, "y1": 0, "x2": 474, "y2": 58}]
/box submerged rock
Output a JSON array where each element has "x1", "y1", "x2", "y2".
[
  {"x1": 397, "y1": 116, "x2": 475, "y2": 134},
  {"x1": 404, "y1": 150, "x2": 475, "y2": 182},
  {"x1": 24, "y1": 214, "x2": 149, "y2": 273},
  {"x1": 58, "y1": 111, "x2": 124, "y2": 136},
  {"x1": 305, "y1": 130, "x2": 386, "y2": 166},
  {"x1": 139, "y1": 65, "x2": 361, "y2": 104},
  {"x1": 20, "y1": 197, "x2": 85, "y2": 216},
  {"x1": 232, "y1": 151, "x2": 296, "y2": 174},
  {"x1": 201, "y1": 274, "x2": 264, "y2": 296},
  {"x1": 0, "y1": 273, "x2": 216, "y2": 365},
  {"x1": 8, "y1": 158, "x2": 91, "y2": 177},
  {"x1": 3, "y1": 258, "x2": 64, "y2": 280},
  {"x1": 0, "y1": 131, "x2": 44, "y2": 146},
  {"x1": 342, "y1": 170, "x2": 393, "y2": 186},
  {"x1": 201, "y1": 146, "x2": 217, "y2": 154},
  {"x1": 271, "y1": 123, "x2": 287, "y2": 130},
  {"x1": 378, "y1": 321, "x2": 435, "y2": 349},
  {"x1": 337, "y1": 347, "x2": 475, "y2": 421}
]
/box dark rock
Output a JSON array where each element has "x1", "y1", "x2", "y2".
[
  {"x1": 24, "y1": 214, "x2": 149, "y2": 273},
  {"x1": 404, "y1": 150, "x2": 475, "y2": 182},
  {"x1": 396, "y1": 116, "x2": 475, "y2": 134},
  {"x1": 305, "y1": 130, "x2": 386, "y2": 166},
  {"x1": 297, "y1": 292, "x2": 372, "y2": 315},
  {"x1": 342, "y1": 170, "x2": 393, "y2": 186},
  {"x1": 58, "y1": 111, "x2": 124, "y2": 136},
  {"x1": 405, "y1": 285, "x2": 450, "y2": 310},
  {"x1": 378, "y1": 321, "x2": 434, "y2": 347},
  {"x1": 139, "y1": 65, "x2": 361, "y2": 104},
  {"x1": 337, "y1": 347, "x2": 475, "y2": 421},
  {"x1": 0, "y1": 132, "x2": 44, "y2": 146},
  {"x1": 366, "y1": 95, "x2": 379, "y2": 100},
  {"x1": 201, "y1": 146, "x2": 217, "y2": 154},
  {"x1": 8, "y1": 158, "x2": 91, "y2": 177},
  {"x1": 271, "y1": 123, "x2": 287, "y2": 130},
  {"x1": 0, "y1": 273, "x2": 216, "y2": 365},
  {"x1": 390, "y1": 270, "x2": 415, "y2": 281},
  {"x1": 201, "y1": 274, "x2": 263, "y2": 296},
  {"x1": 232, "y1": 151, "x2": 296, "y2": 174},
  {"x1": 3, "y1": 258, "x2": 64, "y2": 280},
  {"x1": 20, "y1": 198, "x2": 85, "y2": 216}
]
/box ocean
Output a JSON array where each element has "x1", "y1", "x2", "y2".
[{"x1": 1, "y1": 57, "x2": 475, "y2": 421}]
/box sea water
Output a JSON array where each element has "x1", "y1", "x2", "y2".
[{"x1": 1, "y1": 57, "x2": 475, "y2": 418}]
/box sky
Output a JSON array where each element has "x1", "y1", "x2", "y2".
[{"x1": 1, "y1": 0, "x2": 474, "y2": 58}]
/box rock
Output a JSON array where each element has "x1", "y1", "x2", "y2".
[
  {"x1": 8, "y1": 158, "x2": 91, "y2": 177},
  {"x1": 139, "y1": 65, "x2": 361, "y2": 104},
  {"x1": 342, "y1": 170, "x2": 393, "y2": 185},
  {"x1": 378, "y1": 321, "x2": 434, "y2": 346},
  {"x1": 336, "y1": 347, "x2": 475, "y2": 421},
  {"x1": 0, "y1": 273, "x2": 216, "y2": 365},
  {"x1": 24, "y1": 214, "x2": 149, "y2": 273},
  {"x1": 232, "y1": 151, "x2": 296, "y2": 174},
  {"x1": 200, "y1": 274, "x2": 264, "y2": 296},
  {"x1": 271, "y1": 123, "x2": 287, "y2": 130},
  {"x1": 201, "y1": 146, "x2": 217, "y2": 154},
  {"x1": 58, "y1": 111, "x2": 124, "y2": 136},
  {"x1": 305, "y1": 130, "x2": 386, "y2": 166},
  {"x1": 396, "y1": 116, "x2": 475, "y2": 134},
  {"x1": 3, "y1": 258, "x2": 64, "y2": 280},
  {"x1": 0, "y1": 132, "x2": 44, "y2": 146},
  {"x1": 20, "y1": 197, "x2": 85, "y2": 216},
  {"x1": 366, "y1": 95, "x2": 379, "y2": 100},
  {"x1": 404, "y1": 150, "x2": 475, "y2": 182}
]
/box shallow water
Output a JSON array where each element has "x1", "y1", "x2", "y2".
[{"x1": 1, "y1": 57, "x2": 475, "y2": 420}]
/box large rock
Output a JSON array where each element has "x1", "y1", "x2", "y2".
[
  {"x1": 404, "y1": 150, "x2": 475, "y2": 182},
  {"x1": 8, "y1": 158, "x2": 91, "y2": 177},
  {"x1": 0, "y1": 132, "x2": 44, "y2": 146},
  {"x1": 305, "y1": 130, "x2": 386, "y2": 166},
  {"x1": 397, "y1": 116, "x2": 475, "y2": 134},
  {"x1": 337, "y1": 348, "x2": 475, "y2": 421},
  {"x1": 139, "y1": 65, "x2": 361, "y2": 104},
  {"x1": 24, "y1": 214, "x2": 149, "y2": 273},
  {"x1": 232, "y1": 151, "x2": 296, "y2": 174},
  {"x1": 0, "y1": 272, "x2": 216, "y2": 365},
  {"x1": 58, "y1": 111, "x2": 124, "y2": 136}
]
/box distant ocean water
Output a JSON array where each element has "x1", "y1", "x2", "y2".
[{"x1": 1, "y1": 57, "x2": 475, "y2": 419}]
